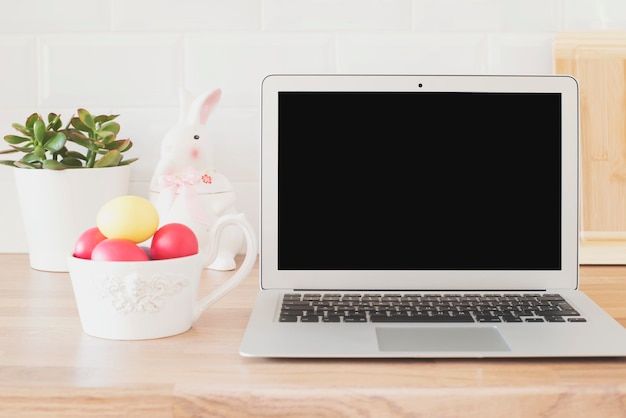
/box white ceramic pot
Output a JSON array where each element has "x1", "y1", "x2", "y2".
[{"x1": 14, "y1": 165, "x2": 131, "y2": 272}]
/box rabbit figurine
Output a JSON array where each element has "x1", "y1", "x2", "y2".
[{"x1": 149, "y1": 88, "x2": 243, "y2": 271}]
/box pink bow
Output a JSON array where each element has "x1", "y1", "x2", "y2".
[{"x1": 156, "y1": 169, "x2": 210, "y2": 226}]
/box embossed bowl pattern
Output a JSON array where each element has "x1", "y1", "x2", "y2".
[{"x1": 68, "y1": 254, "x2": 203, "y2": 340}]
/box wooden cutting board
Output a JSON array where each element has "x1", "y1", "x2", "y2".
[{"x1": 554, "y1": 32, "x2": 626, "y2": 264}]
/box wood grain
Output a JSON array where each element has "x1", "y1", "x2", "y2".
[
  {"x1": 1, "y1": 254, "x2": 626, "y2": 417},
  {"x1": 554, "y1": 31, "x2": 626, "y2": 264}
]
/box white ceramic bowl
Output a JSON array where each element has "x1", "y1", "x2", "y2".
[{"x1": 68, "y1": 254, "x2": 204, "y2": 340}]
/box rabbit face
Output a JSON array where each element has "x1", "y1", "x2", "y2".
[
  {"x1": 153, "y1": 88, "x2": 222, "y2": 178},
  {"x1": 160, "y1": 123, "x2": 215, "y2": 172}
]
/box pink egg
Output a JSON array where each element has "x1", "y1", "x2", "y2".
[
  {"x1": 91, "y1": 239, "x2": 150, "y2": 262},
  {"x1": 73, "y1": 227, "x2": 107, "y2": 259},
  {"x1": 150, "y1": 223, "x2": 199, "y2": 260}
]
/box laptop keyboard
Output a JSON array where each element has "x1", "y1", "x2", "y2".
[{"x1": 279, "y1": 292, "x2": 587, "y2": 323}]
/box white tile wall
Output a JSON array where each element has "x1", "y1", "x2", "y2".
[
  {"x1": 263, "y1": 0, "x2": 413, "y2": 31},
  {"x1": 112, "y1": 0, "x2": 261, "y2": 32},
  {"x1": 2, "y1": 0, "x2": 626, "y2": 254},
  {"x1": 0, "y1": 36, "x2": 38, "y2": 106},
  {"x1": 0, "y1": 0, "x2": 110, "y2": 33},
  {"x1": 40, "y1": 34, "x2": 185, "y2": 107},
  {"x1": 185, "y1": 33, "x2": 336, "y2": 107},
  {"x1": 336, "y1": 33, "x2": 488, "y2": 73}
]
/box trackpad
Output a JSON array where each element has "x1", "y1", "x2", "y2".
[{"x1": 376, "y1": 327, "x2": 511, "y2": 352}]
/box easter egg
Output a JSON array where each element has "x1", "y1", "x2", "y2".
[
  {"x1": 73, "y1": 226, "x2": 107, "y2": 259},
  {"x1": 91, "y1": 239, "x2": 150, "y2": 262},
  {"x1": 150, "y1": 223, "x2": 199, "y2": 260},
  {"x1": 96, "y1": 195, "x2": 159, "y2": 243}
]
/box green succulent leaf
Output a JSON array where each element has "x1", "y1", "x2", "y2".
[
  {"x1": 47, "y1": 113, "x2": 63, "y2": 131},
  {"x1": 65, "y1": 150, "x2": 86, "y2": 161},
  {"x1": 107, "y1": 139, "x2": 133, "y2": 152},
  {"x1": 11, "y1": 123, "x2": 30, "y2": 137},
  {"x1": 14, "y1": 160, "x2": 39, "y2": 169},
  {"x1": 94, "y1": 114, "x2": 119, "y2": 124},
  {"x1": 65, "y1": 129, "x2": 86, "y2": 139},
  {"x1": 21, "y1": 153, "x2": 42, "y2": 163},
  {"x1": 44, "y1": 132, "x2": 67, "y2": 152},
  {"x1": 33, "y1": 145, "x2": 46, "y2": 158},
  {"x1": 59, "y1": 157, "x2": 83, "y2": 167},
  {"x1": 4, "y1": 135, "x2": 30, "y2": 145},
  {"x1": 67, "y1": 132, "x2": 97, "y2": 150},
  {"x1": 70, "y1": 116, "x2": 91, "y2": 133},
  {"x1": 92, "y1": 139, "x2": 106, "y2": 149},
  {"x1": 25, "y1": 113, "x2": 39, "y2": 130},
  {"x1": 77, "y1": 109, "x2": 95, "y2": 132},
  {"x1": 0, "y1": 160, "x2": 18, "y2": 167},
  {"x1": 8, "y1": 144, "x2": 34, "y2": 153},
  {"x1": 33, "y1": 119, "x2": 45, "y2": 144},
  {"x1": 94, "y1": 149, "x2": 122, "y2": 167},
  {"x1": 97, "y1": 130, "x2": 115, "y2": 144},
  {"x1": 118, "y1": 157, "x2": 139, "y2": 166},
  {"x1": 100, "y1": 121, "x2": 120, "y2": 136},
  {"x1": 55, "y1": 145, "x2": 69, "y2": 155},
  {"x1": 41, "y1": 159, "x2": 67, "y2": 170}
]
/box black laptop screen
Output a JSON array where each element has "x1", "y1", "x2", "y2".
[{"x1": 277, "y1": 91, "x2": 562, "y2": 270}]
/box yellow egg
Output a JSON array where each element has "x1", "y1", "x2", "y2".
[{"x1": 96, "y1": 195, "x2": 159, "y2": 243}]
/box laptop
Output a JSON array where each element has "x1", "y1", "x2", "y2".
[{"x1": 239, "y1": 74, "x2": 626, "y2": 358}]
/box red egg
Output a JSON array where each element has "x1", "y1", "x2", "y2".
[
  {"x1": 150, "y1": 223, "x2": 199, "y2": 260},
  {"x1": 73, "y1": 227, "x2": 107, "y2": 259},
  {"x1": 91, "y1": 239, "x2": 150, "y2": 262}
]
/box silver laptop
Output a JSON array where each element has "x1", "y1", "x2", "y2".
[{"x1": 240, "y1": 74, "x2": 626, "y2": 358}]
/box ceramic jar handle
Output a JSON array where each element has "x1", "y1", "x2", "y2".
[{"x1": 194, "y1": 213, "x2": 257, "y2": 319}]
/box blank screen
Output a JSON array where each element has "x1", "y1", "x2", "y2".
[{"x1": 277, "y1": 92, "x2": 562, "y2": 270}]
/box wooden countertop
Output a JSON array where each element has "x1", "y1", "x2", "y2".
[{"x1": 1, "y1": 253, "x2": 626, "y2": 417}]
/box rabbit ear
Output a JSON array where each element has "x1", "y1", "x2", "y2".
[
  {"x1": 178, "y1": 88, "x2": 195, "y2": 123},
  {"x1": 189, "y1": 88, "x2": 222, "y2": 125}
]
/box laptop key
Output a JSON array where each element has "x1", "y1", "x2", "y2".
[
  {"x1": 501, "y1": 316, "x2": 523, "y2": 323},
  {"x1": 279, "y1": 315, "x2": 299, "y2": 322},
  {"x1": 536, "y1": 310, "x2": 580, "y2": 316},
  {"x1": 370, "y1": 314, "x2": 474, "y2": 323},
  {"x1": 476, "y1": 315, "x2": 501, "y2": 323},
  {"x1": 525, "y1": 318, "x2": 545, "y2": 322},
  {"x1": 544, "y1": 316, "x2": 566, "y2": 322},
  {"x1": 344, "y1": 315, "x2": 367, "y2": 323}
]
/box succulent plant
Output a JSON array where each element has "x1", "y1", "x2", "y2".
[{"x1": 0, "y1": 109, "x2": 138, "y2": 169}]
